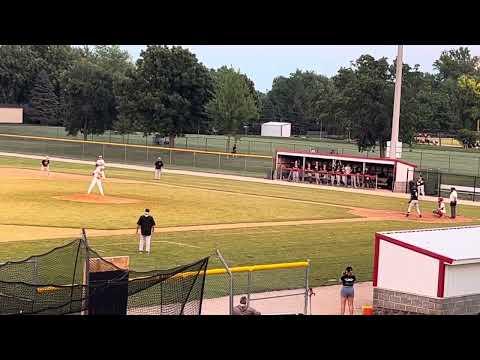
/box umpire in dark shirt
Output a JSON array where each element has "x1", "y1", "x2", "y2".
[{"x1": 136, "y1": 209, "x2": 156, "y2": 254}]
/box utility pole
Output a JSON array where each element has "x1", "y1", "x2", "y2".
[{"x1": 390, "y1": 45, "x2": 403, "y2": 159}]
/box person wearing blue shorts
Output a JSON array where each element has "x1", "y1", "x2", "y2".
[{"x1": 340, "y1": 266, "x2": 356, "y2": 315}]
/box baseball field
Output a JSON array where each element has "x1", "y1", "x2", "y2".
[{"x1": 2, "y1": 154, "x2": 480, "y2": 295}]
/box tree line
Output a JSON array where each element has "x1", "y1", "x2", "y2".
[{"x1": 1, "y1": 45, "x2": 480, "y2": 154}]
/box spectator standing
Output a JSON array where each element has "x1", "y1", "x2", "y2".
[
  {"x1": 449, "y1": 187, "x2": 458, "y2": 219},
  {"x1": 340, "y1": 266, "x2": 356, "y2": 315},
  {"x1": 417, "y1": 175, "x2": 425, "y2": 196},
  {"x1": 136, "y1": 209, "x2": 156, "y2": 254}
]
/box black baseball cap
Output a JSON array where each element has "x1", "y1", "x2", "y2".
[
  {"x1": 346, "y1": 266, "x2": 353, "y2": 272},
  {"x1": 145, "y1": 208, "x2": 150, "y2": 213}
]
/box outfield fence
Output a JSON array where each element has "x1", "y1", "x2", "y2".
[
  {"x1": 203, "y1": 250, "x2": 310, "y2": 315},
  {"x1": 2, "y1": 124, "x2": 480, "y2": 176},
  {"x1": 0, "y1": 133, "x2": 274, "y2": 178}
]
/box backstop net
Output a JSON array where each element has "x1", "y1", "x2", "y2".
[{"x1": 0, "y1": 237, "x2": 208, "y2": 315}]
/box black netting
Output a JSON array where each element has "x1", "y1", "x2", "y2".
[{"x1": 0, "y1": 238, "x2": 209, "y2": 315}]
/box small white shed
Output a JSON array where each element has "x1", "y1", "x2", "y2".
[
  {"x1": 374, "y1": 226, "x2": 480, "y2": 298},
  {"x1": 0, "y1": 107, "x2": 23, "y2": 124},
  {"x1": 261, "y1": 122, "x2": 291, "y2": 137}
]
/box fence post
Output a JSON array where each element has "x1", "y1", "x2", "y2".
[
  {"x1": 269, "y1": 142, "x2": 272, "y2": 154},
  {"x1": 193, "y1": 151, "x2": 196, "y2": 167},
  {"x1": 477, "y1": 157, "x2": 480, "y2": 177},
  {"x1": 169, "y1": 149, "x2": 172, "y2": 165},
  {"x1": 474, "y1": 176, "x2": 477, "y2": 202},
  {"x1": 205, "y1": 138, "x2": 208, "y2": 151},
  {"x1": 82, "y1": 141, "x2": 85, "y2": 160},
  {"x1": 102, "y1": 144, "x2": 105, "y2": 158},
  {"x1": 124, "y1": 144, "x2": 127, "y2": 162},
  {"x1": 109, "y1": 130, "x2": 111, "y2": 143},
  {"x1": 218, "y1": 154, "x2": 221, "y2": 169},
  {"x1": 448, "y1": 155, "x2": 451, "y2": 172},
  {"x1": 186, "y1": 138, "x2": 188, "y2": 149},
  {"x1": 244, "y1": 157, "x2": 247, "y2": 171},
  {"x1": 304, "y1": 260, "x2": 310, "y2": 315},
  {"x1": 216, "y1": 250, "x2": 233, "y2": 315},
  {"x1": 293, "y1": 144, "x2": 296, "y2": 152},
  {"x1": 247, "y1": 271, "x2": 252, "y2": 303},
  {"x1": 437, "y1": 172, "x2": 442, "y2": 197},
  {"x1": 248, "y1": 141, "x2": 251, "y2": 154}
]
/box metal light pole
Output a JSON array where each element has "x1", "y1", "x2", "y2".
[{"x1": 390, "y1": 45, "x2": 403, "y2": 159}]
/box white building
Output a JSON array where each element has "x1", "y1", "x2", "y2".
[
  {"x1": 0, "y1": 107, "x2": 23, "y2": 124},
  {"x1": 261, "y1": 122, "x2": 291, "y2": 138},
  {"x1": 373, "y1": 226, "x2": 480, "y2": 314}
]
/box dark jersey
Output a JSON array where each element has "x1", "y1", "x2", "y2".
[
  {"x1": 410, "y1": 188, "x2": 419, "y2": 201},
  {"x1": 154, "y1": 160, "x2": 164, "y2": 170},
  {"x1": 41, "y1": 160, "x2": 49, "y2": 167},
  {"x1": 137, "y1": 215, "x2": 156, "y2": 236},
  {"x1": 341, "y1": 274, "x2": 356, "y2": 287}
]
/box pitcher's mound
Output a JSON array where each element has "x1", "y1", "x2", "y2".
[{"x1": 54, "y1": 194, "x2": 140, "y2": 204}]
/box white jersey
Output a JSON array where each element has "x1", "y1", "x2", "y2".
[
  {"x1": 93, "y1": 167, "x2": 104, "y2": 179},
  {"x1": 449, "y1": 191, "x2": 458, "y2": 203},
  {"x1": 96, "y1": 159, "x2": 105, "y2": 167},
  {"x1": 439, "y1": 202, "x2": 446, "y2": 214}
]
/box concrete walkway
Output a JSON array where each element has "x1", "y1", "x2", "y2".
[
  {"x1": 2, "y1": 151, "x2": 479, "y2": 207},
  {"x1": 202, "y1": 282, "x2": 373, "y2": 315}
]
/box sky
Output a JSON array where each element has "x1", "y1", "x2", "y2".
[{"x1": 119, "y1": 45, "x2": 480, "y2": 92}]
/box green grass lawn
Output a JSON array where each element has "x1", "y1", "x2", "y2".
[{"x1": 1, "y1": 155, "x2": 480, "y2": 294}]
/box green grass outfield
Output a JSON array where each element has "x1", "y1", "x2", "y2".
[
  {"x1": 1, "y1": 155, "x2": 480, "y2": 292},
  {"x1": 2, "y1": 124, "x2": 480, "y2": 176}
]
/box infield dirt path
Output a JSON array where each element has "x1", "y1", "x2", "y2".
[{"x1": 0, "y1": 167, "x2": 474, "y2": 242}]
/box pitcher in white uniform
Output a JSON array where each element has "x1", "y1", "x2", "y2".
[
  {"x1": 87, "y1": 166, "x2": 105, "y2": 196},
  {"x1": 95, "y1": 155, "x2": 106, "y2": 179}
]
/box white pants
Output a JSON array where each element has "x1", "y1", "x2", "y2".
[
  {"x1": 342, "y1": 175, "x2": 347, "y2": 186},
  {"x1": 292, "y1": 171, "x2": 299, "y2": 182},
  {"x1": 139, "y1": 234, "x2": 152, "y2": 252},
  {"x1": 407, "y1": 200, "x2": 421, "y2": 215},
  {"x1": 351, "y1": 175, "x2": 357, "y2": 188},
  {"x1": 418, "y1": 185, "x2": 425, "y2": 196},
  {"x1": 155, "y1": 169, "x2": 162, "y2": 179},
  {"x1": 88, "y1": 177, "x2": 104, "y2": 195}
]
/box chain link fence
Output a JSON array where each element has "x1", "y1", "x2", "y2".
[
  {"x1": 201, "y1": 251, "x2": 310, "y2": 315},
  {"x1": 2, "y1": 124, "x2": 480, "y2": 176},
  {"x1": 0, "y1": 133, "x2": 274, "y2": 179}
]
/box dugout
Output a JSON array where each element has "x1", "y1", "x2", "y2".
[
  {"x1": 373, "y1": 226, "x2": 480, "y2": 315},
  {"x1": 274, "y1": 149, "x2": 416, "y2": 192}
]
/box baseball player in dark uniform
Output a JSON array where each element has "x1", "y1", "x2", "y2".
[
  {"x1": 40, "y1": 156, "x2": 50, "y2": 175},
  {"x1": 154, "y1": 157, "x2": 164, "y2": 180},
  {"x1": 136, "y1": 209, "x2": 156, "y2": 254},
  {"x1": 406, "y1": 181, "x2": 422, "y2": 218}
]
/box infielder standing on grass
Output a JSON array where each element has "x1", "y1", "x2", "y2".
[
  {"x1": 87, "y1": 166, "x2": 105, "y2": 196},
  {"x1": 40, "y1": 156, "x2": 50, "y2": 175},
  {"x1": 136, "y1": 209, "x2": 156, "y2": 254},
  {"x1": 406, "y1": 181, "x2": 422, "y2": 218},
  {"x1": 154, "y1": 156, "x2": 164, "y2": 180}
]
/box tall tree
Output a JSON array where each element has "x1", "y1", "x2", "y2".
[
  {"x1": 63, "y1": 60, "x2": 116, "y2": 140},
  {"x1": 29, "y1": 70, "x2": 59, "y2": 125},
  {"x1": 333, "y1": 55, "x2": 393, "y2": 156},
  {"x1": 206, "y1": 67, "x2": 259, "y2": 149},
  {"x1": 134, "y1": 46, "x2": 213, "y2": 147}
]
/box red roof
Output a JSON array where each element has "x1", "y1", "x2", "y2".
[{"x1": 275, "y1": 148, "x2": 417, "y2": 168}]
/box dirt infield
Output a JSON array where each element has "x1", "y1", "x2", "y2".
[{"x1": 54, "y1": 194, "x2": 140, "y2": 204}]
